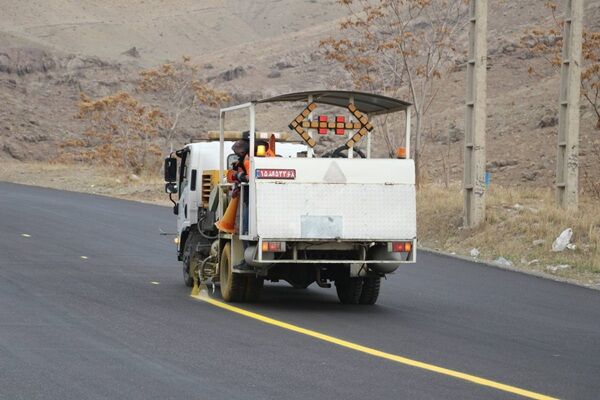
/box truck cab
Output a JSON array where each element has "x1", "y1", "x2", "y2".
[{"x1": 164, "y1": 90, "x2": 416, "y2": 305}]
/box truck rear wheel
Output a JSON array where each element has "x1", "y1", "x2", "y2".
[
  {"x1": 359, "y1": 277, "x2": 381, "y2": 305},
  {"x1": 219, "y1": 243, "x2": 246, "y2": 302},
  {"x1": 335, "y1": 277, "x2": 363, "y2": 304}
]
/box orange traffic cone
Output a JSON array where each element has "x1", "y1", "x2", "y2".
[{"x1": 215, "y1": 196, "x2": 239, "y2": 233}]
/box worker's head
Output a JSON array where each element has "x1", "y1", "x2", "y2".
[{"x1": 232, "y1": 139, "x2": 249, "y2": 158}]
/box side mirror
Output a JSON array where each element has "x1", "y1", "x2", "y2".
[
  {"x1": 164, "y1": 157, "x2": 178, "y2": 182},
  {"x1": 165, "y1": 182, "x2": 178, "y2": 194}
]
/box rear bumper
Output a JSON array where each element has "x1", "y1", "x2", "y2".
[{"x1": 247, "y1": 238, "x2": 417, "y2": 270}]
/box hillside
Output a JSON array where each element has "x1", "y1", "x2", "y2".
[
  {"x1": 0, "y1": 0, "x2": 599, "y2": 188},
  {"x1": 0, "y1": 0, "x2": 346, "y2": 65}
]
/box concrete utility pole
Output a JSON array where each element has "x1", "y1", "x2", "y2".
[
  {"x1": 556, "y1": 0, "x2": 584, "y2": 210},
  {"x1": 463, "y1": 0, "x2": 487, "y2": 228}
]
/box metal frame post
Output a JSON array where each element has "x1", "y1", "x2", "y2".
[
  {"x1": 217, "y1": 102, "x2": 257, "y2": 237},
  {"x1": 307, "y1": 95, "x2": 314, "y2": 158},
  {"x1": 348, "y1": 95, "x2": 355, "y2": 159},
  {"x1": 217, "y1": 111, "x2": 225, "y2": 222},
  {"x1": 219, "y1": 111, "x2": 225, "y2": 183},
  {"x1": 556, "y1": 0, "x2": 583, "y2": 210},
  {"x1": 248, "y1": 103, "x2": 256, "y2": 238},
  {"x1": 463, "y1": 0, "x2": 487, "y2": 228},
  {"x1": 405, "y1": 108, "x2": 411, "y2": 160}
]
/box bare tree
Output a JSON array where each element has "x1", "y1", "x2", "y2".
[
  {"x1": 321, "y1": 0, "x2": 468, "y2": 182},
  {"x1": 524, "y1": 2, "x2": 600, "y2": 128},
  {"x1": 139, "y1": 57, "x2": 230, "y2": 144},
  {"x1": 523, "y1": 2, "x2": 600, "y2": 198}
]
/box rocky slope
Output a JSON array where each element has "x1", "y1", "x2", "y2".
[{"x1": 1, "y1": 0, "x2": 599, "y2": 187}]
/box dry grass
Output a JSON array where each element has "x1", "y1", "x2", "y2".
[
  {"x1": 0, "y1": 161, "x2": 169, "y2": 205},
  {"x1": 418, "y1": 183, "x2": 600, "y2": 287}
]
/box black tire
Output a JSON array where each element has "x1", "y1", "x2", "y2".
[
  {"x1": 182, "y1": 233, "x2": 200, "y2": 287},
  {"x1": 335, "y1": 277, "x2": 363, "y2": 304},
  {"x1": 219, "y1": 243, "x2": 246, "y2": 302},
  {"x1": 359, "y1": 277, "x2": 381, "y2": 305},
  {"x1": 244, "y1": 276, "x2": 264, "y2": 302}
]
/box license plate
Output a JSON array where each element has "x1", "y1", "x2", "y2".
[{"x1": 255, "y1": 169, "x2": 297, "y2": 180}]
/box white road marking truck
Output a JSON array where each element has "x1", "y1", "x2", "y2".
[{"x1": 164, "y1": 91, "x2": 416, "y2": 304}]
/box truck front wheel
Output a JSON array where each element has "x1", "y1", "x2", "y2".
[{"x1": 219, "y1": 243, "x2": 247, "y2": 302}]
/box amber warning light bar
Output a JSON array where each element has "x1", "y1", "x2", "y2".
[{"x1": 255, "y1": 169, "x2": 297, "y2": 179}]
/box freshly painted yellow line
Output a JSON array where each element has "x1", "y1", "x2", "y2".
[{"x1": 191, "y1": 290, "x2": 557, "y2": 400}]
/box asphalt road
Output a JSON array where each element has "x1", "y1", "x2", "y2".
[{"x1": 1, "y1": 182, "x2": 599, "y2": 400}]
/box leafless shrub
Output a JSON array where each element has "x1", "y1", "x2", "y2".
[
  {"x1": 59, "y1": 92, "x2": 169, "y2": 174},
  {"x1": 139, "y1": 56, "x2": 230, "y2": 144}
]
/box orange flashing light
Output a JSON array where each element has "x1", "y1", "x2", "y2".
[
  {"x1": 256, "y1": 145, "x2": 266, "y2": 157},
  {"x1": 396, "y1": 147, "x2": 407, "y2": 159}
]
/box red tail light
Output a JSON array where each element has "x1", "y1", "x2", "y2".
[
  {"x1": 389, "y1": 241, "x2": 413, "y2": 253},
  {"x1": 262, "y1": 241, "x2": 286, "y2": 253}
]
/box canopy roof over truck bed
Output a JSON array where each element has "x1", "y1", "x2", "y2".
[{"x1": 256, "y1": 90, "x2": 411, "y2": 116}]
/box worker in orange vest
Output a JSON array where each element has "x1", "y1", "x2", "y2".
[
  {"x1": 229, "y1": 138, "x2": 270, "y2": 228},
  {"x1": 224, "y1": 135, "x2": 275, "y2": 271},
  {"x1": 229, "y1": 137, "x2": 272, "y2": 194}
]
